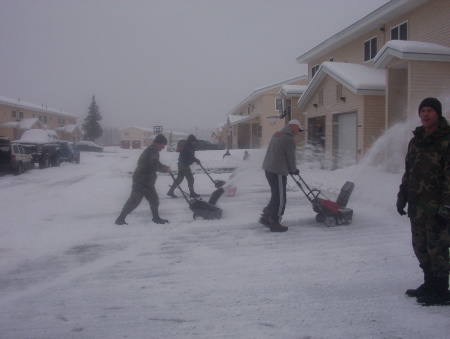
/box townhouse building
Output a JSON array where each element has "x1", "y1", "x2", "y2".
[
  {"x1": 0, "y1": 96, "x2": 80, "y2": 142},
  {"x1": 291, "y1": 0, "x2": 450, "y2": 169},
  {"x1": 224, "y1": 75, "x2": 308, "y2": 149}
]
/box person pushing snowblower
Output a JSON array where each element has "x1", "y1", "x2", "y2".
[
  {"x1": 167, "y1": 134, "x2": 201, "y2": 199},
  {"x1": 259, "y1": 119, "x2": 303, "y2": 232}
]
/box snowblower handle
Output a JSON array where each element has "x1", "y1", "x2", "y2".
[
  {"x1": 198, "y1": 162, "x2": 225, "y2": 187},
  {"x1": 168, "y1": 172, "x2": 191, "y2": 204}
]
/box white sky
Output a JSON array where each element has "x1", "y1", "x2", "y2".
[{"x1": 0, "y1": 0, "x2": 389, "y2": 133}]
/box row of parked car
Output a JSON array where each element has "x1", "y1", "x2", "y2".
[{"x1": 0, "y1": 129, "x2": 103, "y2": 175}]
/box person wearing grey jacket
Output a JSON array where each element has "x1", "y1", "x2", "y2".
[{"x1": 260, "y1": 119, "x2": 303, "y2": 232}]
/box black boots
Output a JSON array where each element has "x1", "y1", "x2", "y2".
[
  {"x1": 115, "y1": 211, "x2": 128, "y2": 225},
  {"x1": 258, "y1": 208, "x2": 271, "y2": 228},
  {"x1": 167, "y1": 185, "x2": 177, "y2": 198},
  {"x1": 416, "y1": 276, "x2": 450, "y2": 306},
  {"x1": 406, "y1": 271, "x2": 450, "y2": 306},
  {"x1": 151, "y1": 206, "x2": 169, "y2": 224}
]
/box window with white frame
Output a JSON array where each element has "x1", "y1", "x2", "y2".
[
  {"x1": 311, "y1": 64, "x2": 319, "y2": 78},
  {"x1": 275, "y1": 98, "x2": 283, "y2": 112},
  {"x1": 391, "y1": 21, "x2": 408, "y2": 41},
  {"x1": 364, "y1": 36, "x2": 378, "y2": 62}
]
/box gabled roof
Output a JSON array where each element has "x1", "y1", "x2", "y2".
[
  {"x1": 296, "y1": 0, "x2": 428, "y2": 64},
  {"x1": 297, "y1": 62, "x2": 386, "y2": 109},
  {"x1": 278, "y1": 85, "x2": 307, "y2": 99},
  {"x1": 228, "y1": 75, "x2": 308, "y2": 115},
  {"x1": 373, "y1": 40, "x2": 450, "y2": 68},
  {"x1": 54, "y1": 124, "x2": 81, "y2": 133},
  {"x1": 0, "y1": 118, "x2": 44, "y2": 130},
  {"x1": 228, "y1": 114, "x2": 258, "y2": 126}
]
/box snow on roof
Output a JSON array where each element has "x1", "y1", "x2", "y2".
[
  {"x1": 373, "y1": 40, "x2": 450, "y2": 68},
  {"x1": 278, "y1": 85, "x2": 308, "y2": 98},
  {"x1": 0, "y1": 96, "x2": 78, "y2": 118},
  {"x1": 54, "y1": 124, "x2": 80, "y2": 133},
  {"x1": 228, "y1": 114, "x2": 258, "y2": 126},
  {"x1": 297, "y1": 62, "x2": 386, "y2": 109},
  {"x1": 296, "y1": 0, "x2": 428, "y2": 63},
  {"x1": 0, "y1": 118, "x2": 43, "y2": 130},
  {"x1": 228, "y1": 75, "x2": 308, "y2": 115}
]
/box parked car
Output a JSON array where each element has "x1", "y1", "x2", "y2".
[
  {"x1": 18, "y1": 129, "x2": 61, "y2": 169},
  {"x1": 176, "y1": 139, "x2": 225, "y2": 152},
  {"x1": 60, "y1": 141, "x2": 80, "y2": 163},
  {"x1": 75, "y1": 140, "x2": 103, "y2": 152},
  {"x1": 0, "y1": 137, "x2": 33, "y2": 175}
]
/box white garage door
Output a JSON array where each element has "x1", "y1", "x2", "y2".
[{"x1": 336, "y1": 112, "x2": 357, "y2": 168}]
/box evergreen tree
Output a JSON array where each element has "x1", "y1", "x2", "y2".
[{"x1": 82, "y1": 95, "x2": 103, "y2": 141}]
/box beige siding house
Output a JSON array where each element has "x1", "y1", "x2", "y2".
[
  {"x1": 294, "y1": 0, "x2": 450, "y2": 169},
  {"x1": 0, "y1": 96, "x2": 79, "y2": 141},
  {"x1": 225, "y1": 76, "x2": 308, "y2": 149},
  {"x1": 120, "y1": 126, "x2": 188, "y2": 149}
]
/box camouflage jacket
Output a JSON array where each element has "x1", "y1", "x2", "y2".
[
  {"x1": 132, "y1": 144, "x2": 169, "y2": 187},
  {"x1": 397, "y1": 117, "x2": 450, "y2": 218}
]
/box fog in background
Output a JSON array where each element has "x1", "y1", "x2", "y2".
[{"x1": 0, "y1": 0, "x2": 389, "y2": 135}]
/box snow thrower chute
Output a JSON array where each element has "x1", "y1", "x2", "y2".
[
  {"x1": 290, "y1": 174, "x2": 354, "y2": 227},
  {"x1": 169, "y1": 172, "x2": 222, "y2": 220}
]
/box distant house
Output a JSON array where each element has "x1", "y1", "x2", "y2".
[
  {"x1": 119, "y1": 126, "x2": 188, "y2": 149},
  {"x1": 54, "y1": 124, "x2": 82, "y2": 143},
  {"x1": 293, "y1": 0, "x2": 450, "y2": 169},
  {"x1": 224, "y1": 76, "x2": 308, "y2": 149},
  {"x1": 0, "y1": 96, "x2": 79, "y2": 142}
]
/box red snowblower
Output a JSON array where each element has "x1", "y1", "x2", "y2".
[{"x1": 290, "y1": 174, "x2": 354, "y2": 227}]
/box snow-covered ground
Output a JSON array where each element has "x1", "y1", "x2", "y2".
[{"x1": 0, "y1": 138, "x2": 449, "y2": 338}]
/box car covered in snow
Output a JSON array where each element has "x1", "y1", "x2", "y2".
[
  {"x1": 18, "y1": 129, "x2": 61, "y2": 169},
  {"x1": 59, "y1": 141, "x2": 80, "y2": 163}
]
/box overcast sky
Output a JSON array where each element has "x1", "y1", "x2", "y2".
[{"x1": 0, "y1": 0, "x2": 389, "y2": 134}]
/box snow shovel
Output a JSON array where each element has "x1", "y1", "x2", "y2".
[{"x1": 169, "y1": 172, "x2": 222, "y2": 220}]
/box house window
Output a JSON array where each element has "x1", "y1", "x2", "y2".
[
  {"x1": 275, "y1": 98, "x2": 283, "y2": 112},
  {"x1": 12, "y1": 110, "x2": 16, "y2": 118},
  {"x1": 364, "y1": 36, "x2": 378, "y2": 62},
  {"x1": 44, "y1": 116, "x2": 47, "y2": 123},
  {"x1": 19, "y1": 111, "x2": 23, "y2": 119},
  {"x1": 311, "y1": 64, "x2": 319, "y2": 78},
  {"x1": 391, "y1": 21, "x2": 408, "y2": 40},
  {"x1": 336, "y1": 84, "x2": 343, "y2": 101}
]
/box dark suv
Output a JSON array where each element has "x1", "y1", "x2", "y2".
[{"x1": 176, "y1": 139, "x2": 225, "y2": 152}]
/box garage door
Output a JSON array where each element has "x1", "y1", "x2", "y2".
[{"x1": 335, "y1": 112, "x2": 357, "y2": 168}]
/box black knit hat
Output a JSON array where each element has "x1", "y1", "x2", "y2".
[
  {"x1": 154, "y1": 134, "x2": 167, "y2": 145},
  {"x1": 418, "y1": 97, "x2": 442, "y2": 116},
  {"x1": 187, "y1": 134, "x2": 197, "y2": 142}
]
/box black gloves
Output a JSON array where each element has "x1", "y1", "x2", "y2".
[
  {"x1": 291, "y1": 169, "x2": 300, "y2": 176},
  {"x1": 396, "y1": 203, "x2": 407, "y2": 216},
  {"x1": 196, "y1": 159, "x2": 201, "y2": 165}
]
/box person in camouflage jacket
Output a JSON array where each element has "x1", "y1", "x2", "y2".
[
  {"x1": 115, "y1": 134, "x2": 171, "y2": 225},
  {"x1": 397, "y1": 97, "x2": 450, "y2": 306}
]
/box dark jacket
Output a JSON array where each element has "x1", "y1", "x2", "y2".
[
  {"x1": 397, "y1": 117, "x2": 450, "y2": 218},
  {"x1": 132, "y1": 144, "x2": 169, "y2": 188},
  {"x1": 262, "y1": 125, "x2": 297, "y2": 175},
  {"x1": 178, "y1": 141, "x2": 198, "y2": 166}
]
